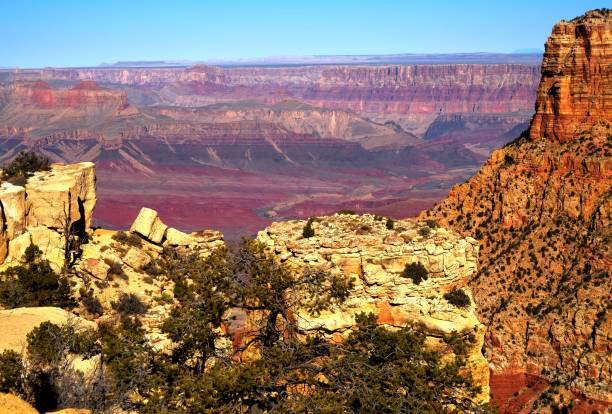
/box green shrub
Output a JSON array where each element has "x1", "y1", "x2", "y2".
[
  {"x1": 141, "y1": 261, "x2": 159, "y2": 277},
  {"x1": 418, "y1": 226, "x2": 431, "y2": 237},
  {"x1": 111, "y1": 231, "x2": 142, "y2": 248},
  {"x1": 1, "y1": 151, "x2": 50, "y2": 185},
  {"x1": 338, "y1": 209, "x2": 356, "y2": 215},
  {"x1": 80, "y1": 289, "x2": 103, "y2": 316},
  {"x1": 302, "y1": 218, "x2": 315, "y2": 238},
  {"x1": 26, "y1": 321, "x2": 65, "y2": 365},
  {"x1": 0, "y1": 350, "x2": 22, "y2": 393},
  {"x1": 444, "y1": 288, "x2": 471, "y2": 308},
  {"x1": 401, "y1": 263, "x2": 428, "y2": 284},
  {"x1": 0, "y1": 244, "x2": 74, "y2": 309},
  {"x1": 386, "y1": 217, "x2": 395, "y2": 230},
  {"x1": 111, "y1": 293, "x2": 147, "y2": 316},
  {"x1": 424, "y1": 219, "x2": 439, "y2": 229}
]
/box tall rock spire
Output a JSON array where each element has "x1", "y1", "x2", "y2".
[{"x1": 530, "y1": 9, "x2": 612, "y2": 142}]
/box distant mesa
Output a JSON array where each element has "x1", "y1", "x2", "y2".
[{"x1": 71, "y1": 79, "x2": 106, "y2": 90}]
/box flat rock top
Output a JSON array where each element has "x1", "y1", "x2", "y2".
[
  {"x1": 0, "y1": 393, "x2": 37, "y2": 414},
  {"x1": 0, "y1": 307, "x2": 95, "y2": 353},
  {"x1": 261, "y1": 213, "x2": 473, "y2": 249}
]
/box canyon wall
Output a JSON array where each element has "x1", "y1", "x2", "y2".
[
  {"x1": 8, "y1": 63, "x2": 540, "y2": 135},
  {"x1": 422, "y1": 9, "x2": 611, "y2": 411}
]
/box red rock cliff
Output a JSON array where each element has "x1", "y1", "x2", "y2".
[
  {"x1": 530, "y1": 11, "x2": 612, "y2": 142},
  {"x1": 422, "y1": 9, "x2": 612, "y2": 412}
]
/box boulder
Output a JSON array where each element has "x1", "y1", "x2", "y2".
[
  {"x1": 24, "y1": 162, "x2": 96, "y2": 230},
  {"x1": 130, "y1": 207, "x2": 167, "y2": 244},
  {"x1": 6, "y1": 232, "x2": 31, "y2": 263},
  {"x1": 0, "y1": 183, "x2": 26, "y2": 239},
  {"x1": 190, "y1": 229, "x2": 224, "y2": 243},
  {"x1": 29, "y1": 226, "x2": 63, "y2": 264},
  {"x1": 80, "y1": 258, "x2": 110, "y2": 280},
  {"x1": 123, "y1": 247, "x2": 151, "y2": 269},
  {"x1": 165, "y1": 227, "x2": 195, "y2": 246}
]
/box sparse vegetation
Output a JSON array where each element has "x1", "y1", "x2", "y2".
[
  {"x1": 0, "y1": 350, "x2": 22, "y2": 393},
  {"x1": 80, "y1": 289, "x2": 103, "y2": 316},
  {"x1": 401, "y1": 262, "x2": 429, "y2": 284},
  {"x1": 0, "y1": 244, "x2": 74, "y2": 309},
  {"x1": 1, "y1": 151, "x2": 50, "y2": 185},
  {"x1": 418, "y1": 226, "x2": 431, "y2": 237},
  {"x1": 338, "y1": 209, "x2": 356, "y2": 215},
  {"x1": 302, "y1": 217, "x2": 315, "y2": 238},
  {"x1": 386, "y1": 217, "x2": 395, "y2": 229},
  {"x1": 111, "y1": 293, "x2": 147, "y2": 316},
  {"x1": 111, "y1": 231, "x2": 143, "y2": 248},
  {"x1": 444, "y1": 288, "x2": 471, "y2": 308}
]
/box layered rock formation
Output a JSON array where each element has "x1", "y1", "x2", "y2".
[
  {"x1": 0, "y1": 78, "x2": 486, "y2": 240},
  {"x1": 530, "y1": 11, "x2": 612, "y2": 143},
  {"x1": 257, "y1": 214, "x2": 489, "y2": 401},
  {"x1": 0, "y1": 58, "x2": 541, "y2": 239},
  {"x1": 0, "y1": 162, "x2": 96, "y2": 267},
  {"x1": 7, "y1": 63, "x2": 540, "y2": 136},
  {"x1": 422, "y1": 9, "x2": 612, "y2": 410}
]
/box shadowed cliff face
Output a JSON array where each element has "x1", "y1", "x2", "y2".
[{"x1": 422, "y1": 9, "x2": 612, "y2": 412}]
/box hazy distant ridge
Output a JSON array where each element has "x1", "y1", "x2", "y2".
[{"x1": 99, "y1": 52, "x2": 543, "y2": 68}]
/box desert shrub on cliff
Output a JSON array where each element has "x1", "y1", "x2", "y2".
[
  {"x1": 111, "y1": 231, "x2": 142, "y2": 248},
  {"x1": 0, "y1": 320, "x2": 105, "y2": 412},
  {"x1": 419, "y1": 226, "x2": 431, "y2": 237},
  {"x1": 0, "y1": 244, "x2": 74, "y2": 309},
  {"x1": 444, "y1": 287, "x2": 471, "y2": 308},
  {"x1": 1, "y1": 151, "x2": 50, "y2": 185},
  {"x1": 15, "y1": 240, "x2": 494, "y2": 412},
  {"x1": 338, "y1": 209, "x2": 356, "y2": 215},
  {"x1": 302, "y1": 217, "x2": 315, "y2": 238},
  {"x1": 0, "y1": 350, "x2": 22, "y2": 393},
  {"x1": 111, "y1": 293, "x2": 147, "y2": 316},
  {"x1": 386, "y1": 217, "x2": 395, "y2": 229},
  {"x1": 401, "y1": 262, "x2": 429, "y2": 284},
  {"x1": 79, "y1": 288, "x2": 103, "y2": 316}
]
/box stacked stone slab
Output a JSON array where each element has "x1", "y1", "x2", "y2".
[
  {"x1": 256, "y1": 213, "x2": 489, "y2": 402},
  {"x1": 0, "y1": 162, "x2": 96, "y2": 267},
  {"x1": 129, "y1": 206, "x2": 224, "y2": 250}
]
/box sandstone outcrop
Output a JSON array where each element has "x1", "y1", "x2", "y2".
[
  {"x1": 0, "y1": 307, "x2": 95, "y2": 353},
  {"x1": 25, "y1": 162, "x2": 96, "y2": 229},
  {"x1": 422, "y1": 9, "x2": 612, "y2": 410},
  {"x1": 0, "y1": 393, "x2": 38, "y2": 414},
  {"x1": 130, "y1": 207, "x2": 167, "y2": 244},
  {"x1": 0, "y1": 162, "x2": 96, "y2": 266},
  {"x1": 256, "y1": 214, "x2": 489, "y2": 401},
  {"x1": 530, "y1": 10, "x2": 612, "y2": 143}
]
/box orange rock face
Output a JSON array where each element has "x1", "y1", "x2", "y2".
[
  {"x1": 422, "y1": 9, "x2": 612, "y2": 411},
  {"x1": 530, "y1": 11, "x2": 612, "y2": 143}
]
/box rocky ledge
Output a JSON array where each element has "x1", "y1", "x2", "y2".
[{"x1": 256, "y1": 213, "x2": 489, "y2": 401}]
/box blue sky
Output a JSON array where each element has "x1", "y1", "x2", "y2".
[{"x1": 1, "y1": 0, "x2": 606, "y2": 68}]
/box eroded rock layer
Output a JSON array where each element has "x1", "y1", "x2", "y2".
[
  {"x1": 0, "y1": 162, "x2": 96, "y2": 266},
  {"x1": 422, "y1": 9, "x2": 612, "y2": 409},
  {"x1": 256, "y1": 214, "x2": 489, "y2": 401}
]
